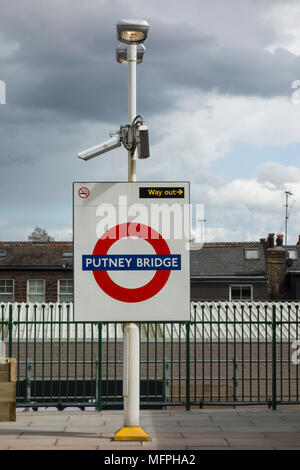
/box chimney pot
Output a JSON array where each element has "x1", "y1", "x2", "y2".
[
  {"x1": 260, "y1": 238, "x2": 266, "y2": 244},
  {"x1": 268, "y1": 233, "x2": 275, "y2": 248},
  {"x1": 297, "y1": 235, "x2": 300, "y2": 246},
  {"x1": 276, "y1": 234, "x2": 284, "y2": 246}
]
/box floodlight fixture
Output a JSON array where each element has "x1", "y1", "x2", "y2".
[
  {"x1": 117, "y1": 18, "x2": 149, "y2": 44},
  {"x1": 116, "y1": 43, "x2": 145, "y2": 64}
]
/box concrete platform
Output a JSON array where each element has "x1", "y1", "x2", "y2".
[{"x1": 0, "y1": 407, "x2": 299, "y2": 450}]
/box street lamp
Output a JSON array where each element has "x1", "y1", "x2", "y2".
[
  {"x1": 77, "y1": 20, "x2": 150, "y2": 441},
  {"x1": 114, "y1": 19, "x2": 150, "y2": 442},
  {"x1": 116, "y1": 18, "x2": 149, "y2": 182}
]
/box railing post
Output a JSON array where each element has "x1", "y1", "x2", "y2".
[
  {"x1": 25, "y1": 358, "x2": 32, "y2": 412},
  {"x1": 186, "y1": 321, "x2": 190, "y2": 411},
  {"x1": 163, "y1": 356, "x2": 169, "y2": 408},
  {"x1": 232, "y1": 356, "x2": 238, "y2": 408},
  {"x1": 97, "y1": 323, "x2": 102, "y2": 412},
  {"x1": 8, "y1": 303, "x2": 13, "y2": 358},
  {"x1": 272, "y1": 304, "x2": 277, "y2": 410}
]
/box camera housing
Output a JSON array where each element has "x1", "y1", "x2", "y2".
[
  {"x1": 137, "y1": 125, "x2": 150, "y2": 159},
  {"x1": 77, "y1": 135, "x2": 121, "y2": 161}
]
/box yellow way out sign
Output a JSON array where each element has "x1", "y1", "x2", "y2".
[{"x1": 139, "y1": 186, "x2": 184, "y2": 198}]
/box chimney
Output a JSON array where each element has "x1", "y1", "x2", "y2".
[
  {"x1": 276, "y1": 234, "x2": 284, "y2": 247},
  {"x1": 260, "y1": 238, "x2": 266, "y2": 245},
  {"x1": 297, "y1": 236, "x2": 300, "y2": 246},
  {"x1": 265, "y1": 232, "x2": 286, "y2": 300}
]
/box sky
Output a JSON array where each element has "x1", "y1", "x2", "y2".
[{"x1": 0, "y1": 0, "x2": 300, "y2": 243}]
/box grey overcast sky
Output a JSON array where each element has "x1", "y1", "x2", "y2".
[{"x1": 0, "y1": 0, "x2": 300, "y2": 242}]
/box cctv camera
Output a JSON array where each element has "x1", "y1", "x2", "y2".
[
  {"x1": 137, "y1": 125, "x2": 150, "y2": 159},
  {"x1": 77, "y1": 135, "x2": 121, "y2": 161}
]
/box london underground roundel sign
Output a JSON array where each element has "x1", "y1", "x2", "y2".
[
  {"x1": 74, "y1": 181, "x2": 190, "y2": 322},
  {"x1": 92, "y1": 223, "x2": 171, "y2": 303}
]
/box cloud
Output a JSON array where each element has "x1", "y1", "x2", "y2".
[
  {"x1": 0, "y1": 0, "x2": 300, "y2": 127},
  {"x1": 139, "y1": 91, "x2": 300, "y2": 184},
  {"x1": 0, "y1": 0, "x2": 299, "y2": 243},
  {"x1": 256, "y1": 161, "x2": 300, "y2": 188},
  {"x1": 263, "y1": 1, "x2": 300, "y2": 56},
  {"x1": 1, "y1": 87, "x2": 300, "y2": 242},
  {"x1": 194, "y1": 161, "x2": 300, "y2": 243}
]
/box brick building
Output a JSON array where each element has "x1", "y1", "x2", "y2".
[
  {"x1": 190, "y1": 241, "x2": 268, "y2": 301},
  {"x1": 0, "y1": 242, "x2": 73, "y2": 304},
  {"x1": 191, "y1": 233, "x2": 300, "y2": 301},
  {"x1": 0, "y1": 233, "x2": 299, "y2": 303}
]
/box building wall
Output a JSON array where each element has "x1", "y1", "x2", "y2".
[
  {"x1": 191, "y1": 281, "x2": 269, "y2": 301},
  {"x1": 0, "y1": 270, "x2": 72, "y2": 303},
  {"x1": 288, "y1": 275, "x2": 300, "y2": 301}
]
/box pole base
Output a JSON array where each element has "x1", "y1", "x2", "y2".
[{"x1": 114, "y1": 426, "x2": 150, "y2": 441}]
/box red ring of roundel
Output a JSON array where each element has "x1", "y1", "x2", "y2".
[{"x1": 92, "y1": 222, "x2": 171, "y2": 303}]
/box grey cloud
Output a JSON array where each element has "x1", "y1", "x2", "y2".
[
  {"x1": 0, "y1": 0, "x2": 299, "y2": 126},
  {"x1": 0, "y1": 0, "x2": 299, "y2": 242},
  {"x1": 256, "y1": 161, "x2": 300, "y2": 187}
]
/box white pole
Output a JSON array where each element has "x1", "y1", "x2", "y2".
[
  {"x1": 124, "y1": 43, "x2": 140, "y2": 428},
  {"x1": 127, "y1": 43, "x2": 137, "y2": 181}
]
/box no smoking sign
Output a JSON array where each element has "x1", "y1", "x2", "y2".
[{"x1": 73, "y1": 182, "x2": 190, "y2": 321}]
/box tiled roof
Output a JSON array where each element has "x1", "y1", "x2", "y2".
[
  {"x1": 191, "y1": 241, "x2": 261, "y2": 247},
  {"x1": 0, "y1": 241, "x2": 71, "y2": 245},
  {"x1": 190, "y1": 243, "x2": 266, "y2": 278},
  {"x1": 0, "y1": 241, "x2": 72, "y2": 268}
]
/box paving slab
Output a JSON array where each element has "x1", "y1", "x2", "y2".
[
  {"x1": 100, "y1": 440, "x2": 143, "y2": 449},
  {"x1": 273, "y1": 446, "x2": 300, "y2": 450},
  {"x1": 262, "y1": 431, "x2": 300, "y2": 438},
  {"x1": 21, "y1": 426, "x2": 67, "y2": 433},
  {"x1": 140, "y1": 446, "x2": 189, "y2": 450},
  {"x1": 219, "y1": 426, "x2": 299, "y2": 433},
  {"x1": 181, "y1": 432, "x2": 265, "y2": 439},
  {"x1": 53, "y1": 446, "x2": 101, "y2": 450},
  {"x1": 56, "y1": 437, "x2": 102, "y2": 447},
  {"x1": 177, "y1": 425, "x2": 222, "y2": 431},
  {"x1": 226, "y1": 438, "x2": 286, "y2": 447},
  {"x1": 186, "y1": 446, "x2": 276, "y2": 450},
  {"x1": 144, "y1": 438, "x2": 229, "y2": 447}
]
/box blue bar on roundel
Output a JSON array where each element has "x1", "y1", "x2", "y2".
[{"x1": 82, "y1": 254, "x2": 181, "y2": 271}]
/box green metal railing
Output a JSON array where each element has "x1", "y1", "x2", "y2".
[{"x1": 0, "y1": 303, "x2": 300, "y2": 410}]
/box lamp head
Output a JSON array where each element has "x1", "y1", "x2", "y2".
[
  {"x1": 116, "y1": 43, "x2": 146, "y2": 64},
  {"x1": 117, "y1": 18, "x2": 149, "y2": 44}
]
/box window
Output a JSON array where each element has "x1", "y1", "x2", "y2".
[
  {"x1": 62, "y1": 250, "x2": 73, "y2": 258},
  {"x1": 0, "y1": 280, "x2": 14, "y2": 302},
  {"x1": 288, "y1": 249, "x2": 298, "y2": 260},
  {"x1": 230, "y1": 285, "x2": 253, "y2": 301},
  {"x1": 244, "y1": 248, "x2": 260, "y2": 260},
  {"x1": 58, "y1": 280, "x2": 73, "y2": 303},
  {"x1": 27, "y1": 280, "x2": 45, "y2": 303},
  {"x1": 0, "y1": 250, "x2": 7, "y2": 259}
]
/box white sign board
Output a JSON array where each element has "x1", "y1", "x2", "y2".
[{"x1": 73, "y1": 182, "x2": 190, "y2": 321}]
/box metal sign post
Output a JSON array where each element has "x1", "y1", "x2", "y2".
[
  {"x1": 75, "y1": 19, "x2": 190, "y2": 441},
  {"x1": 121, "y1": 42, "x2": 142, "y2": 439},
  {"x1": 73, "y1": 182, "x2": 190, "y2": 439}
]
